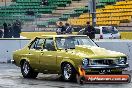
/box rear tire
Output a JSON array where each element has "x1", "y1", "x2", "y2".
[
  {"x1": 21, "y1": 61, "x2": 38, "y2": 79},
  {"x1": 61, "y1": 63, "x2": 76, "y2": 81}
]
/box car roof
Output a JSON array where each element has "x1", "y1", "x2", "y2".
[
  {"x1": 38, "y1": 35, "x2": 87, "y2": 38},
  {"x1": 81, "y1": 26, "x2": 114, "y2": 30}
]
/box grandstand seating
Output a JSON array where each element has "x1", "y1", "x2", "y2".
[
  {"x1": 0, "y1": 0, "x2": 72, "y2": 28},
  {"x1": 66, "y1": 0, "x2": 132, "y2": 26},
  {"x1": 2, "y1": 0, "x2": 132, "y2": 30}
]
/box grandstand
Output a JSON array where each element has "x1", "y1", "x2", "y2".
[
  {"x1": 1, "y1": 0, "x2": 132, "y2": 31},
  {"x1": 67, "y1": 0, "x2": 132, "y2": 30},
  {"x1": 0, "y1": 0, "x2": 88, "y2": 31}
]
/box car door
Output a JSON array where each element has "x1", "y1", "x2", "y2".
[
  {"x1": 39, "y1": 38, "x2": 57, "y2": 73},
  {"x1": 102, "y1": 27, "x2": 113, "y2": 39},
  {"x1": 111, "y1": 27, "x2": 121, "y2": 39},
  {"x1": 27, "y1": 38, "x2": 45, "y2": 70}
]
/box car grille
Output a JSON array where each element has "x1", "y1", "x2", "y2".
[{"x1": 90, "y1": 59, "x2": 115, "y2": 65}]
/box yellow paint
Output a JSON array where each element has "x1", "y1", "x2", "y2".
[
  {"x1": 120, "y1": 32, "x2": 132, "y2": 40},
  {"x1": 21, "y1": 32, "x2": 78, "y2": 39},
  {"x1": 21, "y1": 32, "x2": 132, "y2": 40},
  {"x1": 21, "y1": 32, "x2": 57, "y2": 39}
]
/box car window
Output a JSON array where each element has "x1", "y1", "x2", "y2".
[
  {"x1": 110, "y1": 27, "x2": 118, "y2": 34},
  {"x1": 44, "y1": 38, "x2": 56, "y2": 51},
  {"x1": 56, "y1": 36, "x2": 97, "y2": 49},
  {"x1": 102, "y1": 27, "x2": 111, "y2": 34},
  {"x1": 30, "y1": 38, "x2": 45, "y2": 50},
  {"x1": 78, "y1": 28, "x2": 100, "y2": 35},
  {"x1": 95, "y1": 28, "x2": 100, "y2": 34},
  {"x1": 102, "y1": 26, "x2": 118, "y2": 34}
]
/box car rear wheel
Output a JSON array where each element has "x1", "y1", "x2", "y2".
[
  {"x1": 21, "y1": 61, "x2": 38, "y2": 78},
  {"x1": 62, "y1": 63, "x2": 76, "y2": 81}
]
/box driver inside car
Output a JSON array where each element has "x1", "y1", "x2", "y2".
[{"x1": 64, "y1": 37, "x2": 75, "y2": 49}]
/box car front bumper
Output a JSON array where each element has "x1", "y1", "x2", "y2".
[
  {"x1": 82, "y1": 63, "x2": 129, "y2": 70},
  {"x1": 80, "y1": 63, "x2": 129, "y2": 75}
]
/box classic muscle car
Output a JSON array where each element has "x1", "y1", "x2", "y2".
[{"x1": 12, "y1": 35, "x2": 130, "y2": 83}]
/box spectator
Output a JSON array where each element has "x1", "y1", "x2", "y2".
[
  {"x1": 8, "y1": 24, "x2": 13, "y2": 38},
  {"x1": 42, "y1": 0, "x2": 48, "y2": 5},
  {"x1": 56, "y1": 22, "x2": 66, "y2": 35},
  {"x1": 3, "y1": 22, "x2": 9, "y2": 38},
  {"x1": 65, "y1": 23, "x2": 72, "y2": 34},
  {"x1": 26, "y1": 9, "x2": 35, "y2": 16},
  {"x1": 0, "y1": 29, "x2": 3, "y2": 38},
  {"x1": 83, "y1": 22, "x2": 95, "y2": 39},
  {"x1": 13, "y1": 20, "x2": 22, "y2": 38}
]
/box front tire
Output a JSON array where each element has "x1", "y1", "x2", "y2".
[
  {"x1": 21, "y1": 61, "x2": 38, "y2": 79},
  {"x1": 61, "y1": 63, "x2": 76, "y2": 81}
]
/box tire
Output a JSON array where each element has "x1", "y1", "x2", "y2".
[
  {"x1": 21, "y1": 61, "x2": 38, "y2": 79},
  {"x1": 61, "y1": 63, "x2": 76, "y2": 81}
]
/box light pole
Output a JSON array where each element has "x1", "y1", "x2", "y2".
[
  {"x1": 4, "y1": 0, "x2": 7, "y2": 22},
  {"x1": 88, "y1": 0, "x2": 96, "y2": 27},
  {"x1": 92, "y1": 0, "x2": 96, "y2": 27}
]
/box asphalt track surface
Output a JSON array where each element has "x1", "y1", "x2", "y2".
[{"x1": 0, "y1": 63, "x2": 132, "y2": 88}]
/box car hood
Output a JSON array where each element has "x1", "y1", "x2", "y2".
[{"x1": 66, "y1": 45, "x2": 126, "y2": 59}]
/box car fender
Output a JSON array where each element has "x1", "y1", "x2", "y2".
[
  {"x1": 60, "y1": 59, "x2": 76, "y2": 70},
  {"x1": 19, "y1": 57, "x2": 30, "y2": 66}
]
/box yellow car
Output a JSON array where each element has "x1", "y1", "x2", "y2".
[{"x1": 13, "y1": 35, "x2": 129, "y2": 82}]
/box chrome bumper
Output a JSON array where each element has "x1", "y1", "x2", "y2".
[{"x1": 82, "y1": 63, "x2": 129, "y2": 70}]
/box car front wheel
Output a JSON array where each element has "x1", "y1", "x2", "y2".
[
  {"x1": 62, "y1": 63, "x2": 76, "y2": 81},
  {"x1": 21, "y1": 61, "x2": 38, "y2": 78}
]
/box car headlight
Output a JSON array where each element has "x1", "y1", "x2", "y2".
[
  {"x1": 118, "y1": 57, "x2": 127, "y2": 64},
  {"x1": 82, "y1": 58, "x2": 89, "y2": 66},
  {"x1": 115, "y1": 57, "x2": 127, "y2": 64}
]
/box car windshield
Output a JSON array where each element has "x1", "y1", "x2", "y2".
[
  {"x1": 55, "y1": 36, "x2": 97, "y2": 49},
  {"x1": 102, "y1": 26, "x2": 118, "y2": 34}
]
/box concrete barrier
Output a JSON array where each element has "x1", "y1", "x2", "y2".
[
  {"x1": 0, "y1": 39, "x2": 132, "y2": 71},
  {"x1": 21, "y1": 32, "x2": 132, "y2": 40},
  {"x1": 0, "y1": 39, "x2": 30, "y2": 63},
  {"x1": 20, "y1": 32, "x2": 78, "y2": 39}
]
